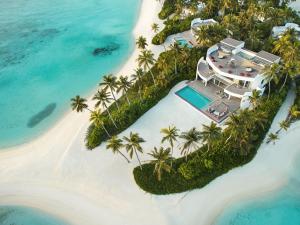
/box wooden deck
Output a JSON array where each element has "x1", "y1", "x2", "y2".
[{"x1": 187, "y1": 80, "x2": 240, "y2": 123}]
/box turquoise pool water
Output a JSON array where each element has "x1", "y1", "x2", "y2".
[
  {"x1": 176, "y1": 39, "x2": 193, "y2": 48},
  {"x1": 214, "y1": 155, "x2": 300, "y2": 225},
  {"x1": 0, "y1": 206, "x2": 69, "y2": 225},
  {"x1": 0, "y1": 0, "x2": 140, "y2": 148},
  {"x1": 176, "y1": 86, "x2": 211, "y2": 110}
]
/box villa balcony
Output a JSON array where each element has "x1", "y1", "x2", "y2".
[
  {"x1": 196, "y1": 58, "x2": 214, "y2": 84},
  {"x1": 224, "y1": 84, "x2": 252, "y2": 99}
]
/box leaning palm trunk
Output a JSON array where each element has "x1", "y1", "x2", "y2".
[
  {"x1": 125, "y1": 93, "x2": 131, "y2": 105},
  {"x1": 268, "y1": 81, "x2": 271, "y2": 100},
  {"x1": 279, "y1": 74, "x2": 288, "y2": 92},
  {"x1": 105, "y1": 106, "x2": 118, "y2": 128},
  {"x1": 118, "y1": 150, "x2": 130, "y2": 163},
  {"x1": 110, "y1": 88, "x2": 120, "y2": 110},
  {"x1": 101, "y1": 123, "x2": 110, "y2": 137},
  {"x1": 138, "y1": 86, "x2": 142, "y2": 100},
  {"x1": 135, "y1": 150, "x2": 143, "y2": 170},
  {"x1": 148, "y1": 67, "x2": 156, "y2": 86}
]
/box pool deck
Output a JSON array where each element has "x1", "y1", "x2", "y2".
[
  {"x1": 167, "y1": 30, "x2": 198, "y2": 47},
  {"x1": 186, "y1": 80, "x2": 240, "y2": 123}
]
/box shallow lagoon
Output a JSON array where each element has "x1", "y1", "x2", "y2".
[
  {"x1": 214, "y1": 154, "x2": 300, "y2": 225},
  {"x1": 0, "y1": 0, "x2": 140, "y2": 148},
  {"x1": 0, "y1": 206, "x2": 69, "y2": 225}
]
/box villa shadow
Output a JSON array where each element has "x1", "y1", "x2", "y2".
[{"x1": 27, "y1": 103, "x2": 56, "y2": 128}]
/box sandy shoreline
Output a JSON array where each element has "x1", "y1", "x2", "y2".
[{"x1": 1, "y1": 1, "x2": 300, "y2": 225}]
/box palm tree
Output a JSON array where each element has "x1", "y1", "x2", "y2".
[
  {"x1": 157, "y1": 55, "x2": 171, "y2": 81},
  {"x1": 169, "y1": 42, "x2": 181, "y2": 74},
  {"x1": 106, "y1": 136, "x2": 130, "y2": 163},
  {"x1": 289, "y1": 105, "x2": 300, "y2": 120},
  {"x1": 205, "y1": 0, "x2": 216, "y2": 16},
  {"x1": 278, "y1": 120, "x2": 290, "y2": 133},
  {"x1": 280, "y1": 61, "x2": 300, "y2": 91},
  {"x1": 99, "y1": 74, "x2": 120, "y2": 110},
  {"x1": 200, "y1": 122, "x2": 222, "y2": 153},
  {"x1": 267, "y1": 133, "x2": 278, "y2": 144},
  {"x1": 161, "y1": 125, "x2": 179, "y2": 156},
  {"x1": 137, "y1": 50, "x2": 156, "y2": 86},
  {"x1": 248, "y1": 90, "x2": 261, "y2": 109},
  {"x1": 117, "y1": 75, "x2": 132, "y2": 105},
  {"x1": 220, "y1": 0, "x2": 236, "y2": 15},
  {"x1": 136, "y1": 36, "x2": 148, "y2": 50},
  {"x1": 71, "y1": 95, "x2": 90, "y2": 112},
  {"x1": 93, "y1": 89, "x2": 118, "y2": 128},
  {"x1": 132, "y1": 68, "x2": 144, "y2": 100},
  {"x1": 179, "y1": 127, "x2": 202, "y2": 160},
  {"x1": 90, "y1": 109, "x2": 110, "y2": 137},
  {"x1": 123, "y1": 132, "x2": 145, "y2": 170},
  {"x1": 262, "y1": 64, "x2": 281, "y2": 99},
  {"x1": 273, "y1": 29, "x2": 299, "y2": 62},
  {"x1": 151, "y1": 23, "x2": 159, "y2": 33},
  {"x1": 246, "y1": 29, "x2": 262, "y2": 50},
  {"x1": 148, "y1": 147, "x2": 172, "y2": 181}
]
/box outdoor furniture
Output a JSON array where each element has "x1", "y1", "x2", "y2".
[
  {"x1": 245, "y1": 67, "x2": 252, "y2": 72},
  {"x1": 208, "y1": 107, "x2": 215, "y2": 113}
]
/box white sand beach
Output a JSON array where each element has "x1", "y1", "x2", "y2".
[{"x1": 1, "y1": 1, "x2": 300, "y2": 225}]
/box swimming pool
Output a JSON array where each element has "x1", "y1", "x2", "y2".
[
  {"x1": 176, "y1": 86, "x2": 211, "y2": 110},
  {"x1": 175, "y1": 38, "x2": 193, "y2": 48}
]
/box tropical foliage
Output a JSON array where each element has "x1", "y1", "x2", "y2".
[
  {"x1": 82, "y1": 47, "x2": 205, "y2": 149},
  {"x1": 134, "y1": 88, "x2": 288, "y2": 194}
]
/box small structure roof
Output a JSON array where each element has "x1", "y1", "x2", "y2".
[
  {"x1": 220, "y1": 38, "x2": 244, "y2": 48},
  {"x1": 255, "y1": 50, "x2": 280, "y2": 63}
]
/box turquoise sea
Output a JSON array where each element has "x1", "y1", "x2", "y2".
[
  {"x1": 214, "y1": 155, "x2": 300, "y2": 225},
  {"x1": 0, "y1": 206, "x2": 69, "y2": 225},
  {"x1": 0, "y1": 0, "x2": 140, "y2": 148}
]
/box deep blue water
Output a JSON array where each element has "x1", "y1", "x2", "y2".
[
  {"x1": 214, "y1": 155, "x2": 300, "y2": 225},
  {"x1": 0, "y1": 0, "x2": 140, "y2": 148},
  {"x1": 0, "y1": 206, "x2": 69, "y2": 225}
]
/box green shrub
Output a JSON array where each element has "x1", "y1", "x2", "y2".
[
  {"x1": 85, "y1": 48, "x2": 205, "y2": 149},
  {"x1": 133, "y1": 88, "x2": 288, "y2": 194},
  {"x1": 158, "y1": 0, "x2": 176, "y2": 19}
]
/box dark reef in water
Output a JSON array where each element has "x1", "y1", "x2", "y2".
[
  {"x1": 0, "y1": 27, "x2": 61, "y2": 69},
  {"x1": 93, "y1": 43, "x2": 119, "y2": 56},
  {"x1": 27, "y1": 103, "x2": 56, "y2": 128}
]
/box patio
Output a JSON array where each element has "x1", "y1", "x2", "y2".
[
  {"x1": 188, "y1": 80, "x2": 240, "y2": 123},
  {"x1": 209, "y1": 48, "x2": 263, "y2": 79}
]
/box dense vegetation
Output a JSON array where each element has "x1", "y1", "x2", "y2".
[
  {"x1": 83, "y1": 47, "x2": 206, "y2": 149},
  {"x1": 71, "y1": 0, "x2": 300, "y2": 194},
  {"x1": 158, "y1": 0, "x2": 177, "y2": 19},
  {"x1": 133, "y1": 87, "x2": 288, "y2": 194},
  {"x1": 152, "y1": 0, "x2": 299, "y2": 51},
  {"x1": 132, "y1": 0, "x2": 300, "y2": 194}
]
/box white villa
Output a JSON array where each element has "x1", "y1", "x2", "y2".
[
  {"x1": 191, "y1": 18, "x2": 218, "y2": 36},
  {"x1": 196, "y1": 38, "x2": 281, "y2": 108},
  {"x1": 272, "y1": 23, "x2": 300, "y2": 39}
]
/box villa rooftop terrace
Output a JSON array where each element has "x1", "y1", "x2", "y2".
[{"x1": 208, "y1": 48, "x2": 264, "y2": 79}]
